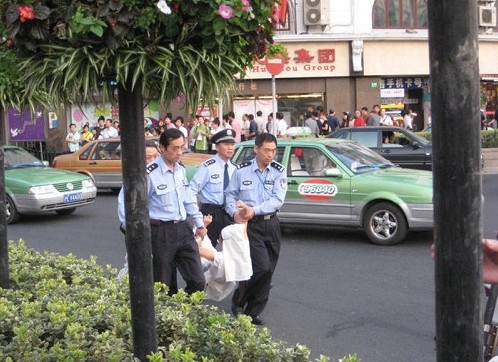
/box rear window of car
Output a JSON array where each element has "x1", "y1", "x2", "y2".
[{"x1": 350, "y1": 131, "x2": 378, "y2": 148}]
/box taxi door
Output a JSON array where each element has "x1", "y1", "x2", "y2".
[{"x1": 281, "y1": 145, "x2": 352, "y2": 225}]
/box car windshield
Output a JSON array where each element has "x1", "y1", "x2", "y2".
[
  {"x1": 4, "y1": 148, "x2": 44, "y2": 169},
  {"x1": 408, "y1": 131, "x2": 430, "y2": 145},
  {"x1": 327, "y1": 142, "x2": 395, "y2": 174}
]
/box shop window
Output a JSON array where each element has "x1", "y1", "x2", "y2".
[{"x1": 373, "y1": 0, "x2": 428, "y2": 29}]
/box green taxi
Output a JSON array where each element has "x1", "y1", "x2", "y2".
[
  {"x1": 189, "y1": 138, "x2": 433, "y2": 246},
  {"x1": 5, "y1": 146, "x2": 97, "y2": 224}
]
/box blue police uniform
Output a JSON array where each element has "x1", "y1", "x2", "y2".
[
  {"x1": 225, "y1": 157, "x2": 287, "y2": 322},
  {"x1": 118, "y1": 156, "x2": 205, "y2": 295},
  {"x1": 190, "y1": 154, "x2": 237, "y2": 245}
]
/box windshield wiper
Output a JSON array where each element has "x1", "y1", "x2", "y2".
[
  {"x1": 352, "y1": 164, "x2": 375, "y2": 172},
  {"x1": 376, "y1": 163, "x2": 394, "y2": 169},
  {"x1": 11, "y1": 162, "x2": 43, "y2": 169}
]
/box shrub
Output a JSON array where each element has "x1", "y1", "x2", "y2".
[
  {"x1": 417, "y1": 129, "x2": 498, "y2": 148},
  {"x1": 0, "y1": 241, "x2": 360, "y2": 362}
]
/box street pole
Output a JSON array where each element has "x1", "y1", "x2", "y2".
[
  {"x1": 0, "y1": 105, "x2": 9, "y2": 289},
  {"x1": 271, "y1": 75, "x2": 277, "y2": 135},
  {"x1": 118, "y1": 76, "x2": 157, "y2": 361},
  {"x1": 429, "y1": 1, "x2": 483, "y2": 361}
]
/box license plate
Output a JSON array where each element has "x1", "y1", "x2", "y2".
[{"x1": 64, "y1": 193, "x2": 82, "y2": 203}]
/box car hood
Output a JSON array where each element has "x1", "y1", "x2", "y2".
[
  {"x1": 6, "y1": 167, "x2": 90, "y2": 186},
  {"x1": 365, "y1": 166, "x2": 432, "y2": 183}
]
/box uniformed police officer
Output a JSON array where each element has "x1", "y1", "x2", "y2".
[
  {"x1": 225, "y1": 133, "x2": 287, "y2": 325},
  {"x1": 118, "y1": 128, "x2": 206, "y2": 295},
  {"x1": 190, "y1": 129, "x2": 237, "y2": 246}
]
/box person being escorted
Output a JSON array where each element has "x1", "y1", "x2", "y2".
[
  {"x1": 117, "y1": 129, "x2": 206, "y2": 295},
  {"x1": 225, "y1": 133, "x2": 287, "y2": 325},
  {"x1": 190, "y1": 129, "x2": 237, "y2": 247}
]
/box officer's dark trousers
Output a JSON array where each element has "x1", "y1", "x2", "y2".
[
  {"x1": 240, "y1": 216, "x2": 281, "y2": 317},
  {"x1": 200, "y1": 204, "x2": 232, "y2": 247},
  {"x1": 150, "y1": 220, "x2": 205, "y2": 294}
]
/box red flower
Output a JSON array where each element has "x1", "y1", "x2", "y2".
[
  {"x1": 6, "y1": 39, "x2": 13, "y2": 48},
  {"x1": 173, "y1": 4, "x2": 180, "y2": 13},
  {"x1": 18, "y1": 5, "x2": 35, "y2": 23}
]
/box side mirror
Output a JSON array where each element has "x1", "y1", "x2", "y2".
[
  {"x1": 412, "y1": 142, "x2": 420, "y2": 150},
  {"x1": 325, "y1": 168, "x2": 343, "y2": 178}
]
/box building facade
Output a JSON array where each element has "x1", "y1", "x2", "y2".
[{"x1": 233, "y1": 0, "x2": 498, "y2": 131}]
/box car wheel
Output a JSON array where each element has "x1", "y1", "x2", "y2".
[
  {"x1": 6, "y1": 195, "x2": 20, "y2": 224},
  {"x1": 363, "y1": 202, "x2": 408, "y2": 246},
  {"x1": 55, "y1": 208, "x2": 76, "y2": 216}
]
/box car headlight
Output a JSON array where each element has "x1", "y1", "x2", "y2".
[
  {"x1": 29, "y1": 185, "x2": 57, "y2": 195},
  {"x1": 82, "y1": 179, "x2": 95, "y2": 188}
]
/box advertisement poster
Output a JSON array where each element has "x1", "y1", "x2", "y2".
[
  {"x1": 233, "y1": 99, "x2": 274, "y2": 121},
  {"x1": 8, "y1": 107, "x2": 45, "y2": 142},
  {"x1": 70, "y1": 100, "x2": 160, "y2": 130}
]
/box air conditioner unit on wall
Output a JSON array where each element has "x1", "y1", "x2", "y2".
[
  {"x1": 479, "y1": 6, "x2": 497, "y2": 27},
  {"x1": 304, "y1": 0, "x2": 329, "y2": 26}
]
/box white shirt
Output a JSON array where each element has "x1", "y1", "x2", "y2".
[
  {"x1": 255, "y1": 116, "x2": 267, "y2": 134},
  {"x1": 380, "y1": 115, "x2": 393, "y2": 126},
  {"x1": 66, "y1": 131, "x2": 80, "y2": 152},
  {"x1": 277, "y1": 118, "x2": 288, "y2": 137},
  {"x1": 102, "y1": 126, "x2": 119, "y2": 139},
  {"x1": 404, "y1": 114, "x2": 414, "y2": 130}
]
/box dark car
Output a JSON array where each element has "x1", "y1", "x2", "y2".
[{"x1": 328, "y1": 126, "x2": 432, "y2": 170}]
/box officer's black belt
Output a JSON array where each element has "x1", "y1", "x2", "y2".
[
  {"x1": 150, "y1": 219, "x2": 183, "y2": 226},
  {"x1": 200, "y1": 203, "x2": 224, "y2": 210},
  {"x1": 250, "y1": 213, "x2": 277, "y2": 223}
]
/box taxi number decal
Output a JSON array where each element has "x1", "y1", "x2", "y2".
[{"x1": 297, "y1": 179, "x2": 338, "y2": 201}]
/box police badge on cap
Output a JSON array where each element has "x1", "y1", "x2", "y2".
[{"x1": 211, "y1": 129, "x2": 236, "y2": 144}]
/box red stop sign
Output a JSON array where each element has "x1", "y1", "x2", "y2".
[{"x1": 265, "y1": 55, "x2": 285, "y2": 76}]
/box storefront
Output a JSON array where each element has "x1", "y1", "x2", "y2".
[{"x1": 234, "y1": 41, "x2": 351, "y2": 126}]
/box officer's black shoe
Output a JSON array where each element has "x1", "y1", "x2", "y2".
[
  {"x1": 250, "y1": 316, "x2": 265, "y2": 326},
  {"x1": 231, "y1": 289, "x2": 244, "y2": 317},
  {"x1": 232, "y1": 305, "x2": 244, "y2": 317}
]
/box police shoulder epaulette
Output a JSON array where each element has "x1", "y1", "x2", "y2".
[
  {"x1": 203, "y1": 159, "x2": 216, "y2": 167},
  {"x1": 177, "y1": 161, "x2": 185, "y2": 168},
  {"x1": 230, "y1": 160, "x2": 237, "y2": 167},
  {"x1": 146, "y1": 163, "x2": 158, "y2": 174},
  {"x1": 270, "y1": 161, "x2": 284, "y2": 172},
  {"x1": 237, "y1": 161, "x2": 251, "y2": 169}
]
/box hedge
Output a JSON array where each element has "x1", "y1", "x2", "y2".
[
  {"x1": 0, "y1": 240, "x2": 359, "y2": 362},
  {"x1": 417, "y1": 129, "x2": 498, "y2": 148}
]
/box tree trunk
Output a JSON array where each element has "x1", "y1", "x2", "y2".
[
  {"x1": 0, "y1": 105, "x2": 9, "y2": 289},
  {"x1": 429, "y1": 1, "x2": 483, "y2": 361},
  {"x1": 118, "y1": 78, "x2": 158, "y2": 360}
]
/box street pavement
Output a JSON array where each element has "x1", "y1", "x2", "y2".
[{"x1": 6, "y1": 174, "x2": 498, "y2": 361}]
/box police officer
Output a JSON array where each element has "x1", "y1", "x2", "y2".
[
  {"x1": 118, "y1": 128, "x2": 206, "y2": 295},
  {"x1": 225, "y1": 133, "x2": 287, "y2": 325},
  {"x1": 190, "y1": 129, "x2": 237, "y2": 246}
]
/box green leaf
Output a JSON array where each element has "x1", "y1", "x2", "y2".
[{"x1": 90, "y1": 25, "x2": 104, "y2": 37}]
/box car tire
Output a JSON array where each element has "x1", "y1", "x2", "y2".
[
  {"x1": 6, "y1": 195, "x2": 20, "y2": 224},
  {"x1": 363, "y1": 202, "x2": 408, "y2": 246},
  {"x1": 55, "y1": 208, "x2": 77, "y2": 216}
]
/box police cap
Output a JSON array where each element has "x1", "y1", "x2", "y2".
[{"x1": 211, "y1": 129, "x2": 236, "y2": 144}]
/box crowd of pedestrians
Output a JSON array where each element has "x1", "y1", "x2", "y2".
[{"x1": 65, "y1": 105, "x2": 418, "y2": 155}]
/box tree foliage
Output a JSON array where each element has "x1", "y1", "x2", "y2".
[{"x1": 1, "y1": 0, "x2": 278, "y2": 110}]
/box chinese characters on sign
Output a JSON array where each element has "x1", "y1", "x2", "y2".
[
  {"x1": 245, "y1": 45, "x2": 342, "y2": 79},
  {"x1": 381, "y1": 77, "x2": 430, "y2": 89}
]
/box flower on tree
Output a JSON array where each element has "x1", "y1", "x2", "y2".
[
  {"x1": 241, "y1": 0, "x2": 252, "y2": 12},
  {"x1": 156, "y1": 0, "x2": 172, "y2": 15},
  {"x1": 18, "y1": 5, "x2": 34, "y2": 23},
  {"x1": 218, "y1": 4, "x2": 234, "y2": 19}
]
